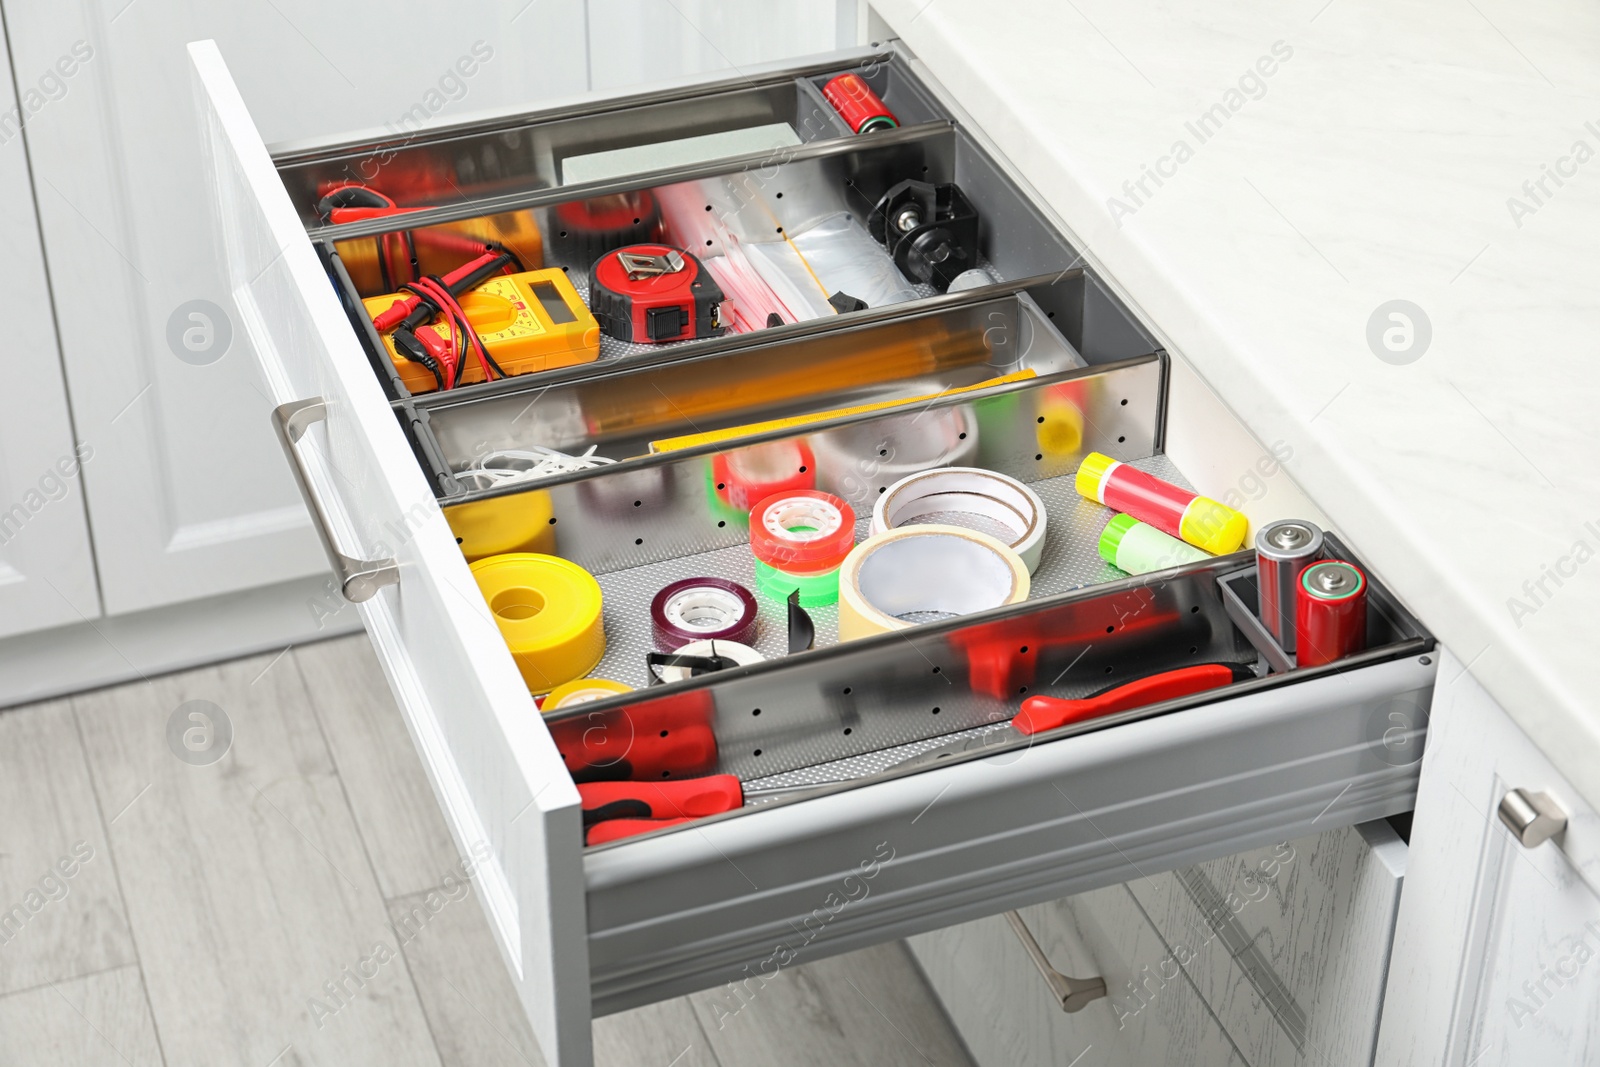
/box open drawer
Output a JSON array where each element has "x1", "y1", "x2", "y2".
[{"x1": 192, "y1": 39, "x2": 1435, "y2": 1067}]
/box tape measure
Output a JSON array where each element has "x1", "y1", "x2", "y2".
[{"x1": 590, "y1": 245, "x2": 726, "y2": 344}]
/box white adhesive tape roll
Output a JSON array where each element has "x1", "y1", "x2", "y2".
[
  {"x1": 811, "y1": 406, "x2": 980, "y2": 510},
  {"x1": 656, "y1": 639, "x2": 766, "y2": 684},
  {"x1": 869, "y1": 467, "x2": 1047, "y2": 574},
  {"x1": 837, "y1": 524, "x2": 1030, "y2": 641}
]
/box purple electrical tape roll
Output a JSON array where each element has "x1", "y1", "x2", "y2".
[{"x1": 650, "y1": 577, "x2": 759, "y2": 651}]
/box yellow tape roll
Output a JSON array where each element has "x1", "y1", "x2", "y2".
[
  {"x1": 837, "y1": 524, "x2": 1030, "y2": 642},
  {"x1": 471, "y1": 553, "x2": 605, "y2": 695},
  {"x1": 543, "y1": 677, "x2": 632, "y2": 712},
  {"x1": 446, "y1": 490, "x2": 556, "y2": 562}
]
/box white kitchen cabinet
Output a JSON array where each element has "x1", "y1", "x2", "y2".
[
  {"x1": 0, "y1": 26, "x2": 99, "y2": 636},
  {"x1": 586, "y1": 0, "x2": 852, "y2": 92},
  {"x1": 1376, "y1": 648, "x2": 1600, "y2": 1066},
  {"x1": 1, "y1": 0, "x2": 845, "y2": 619},
  {"x1": 193, "y1": 32, "x2": 1439, "y2": 1067}
]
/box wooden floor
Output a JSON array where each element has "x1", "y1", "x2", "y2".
[{"x1": 0, "y1": 635, "x2": 974, "y2": 1067}]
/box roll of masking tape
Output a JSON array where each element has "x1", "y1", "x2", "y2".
[
  {"x1": 870, "y1": 467, "x2": 1047, "y2": 573},
  {"x1": 471, "y1": 553, "x2": 605, "y2": 695},
  {"x1": 837, "y1": 524, "x2": 1030, "y2": 641},
  {"x1": 543, "y1": 677, "x2": 632, "y2": 711},
  {"x1": 655, "y1": 639, "x2": 765, "y2": 684}
]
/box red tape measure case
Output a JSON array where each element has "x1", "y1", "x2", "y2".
[{"x1": 590, "y1": 245, "x2": 726, "y2": 344}]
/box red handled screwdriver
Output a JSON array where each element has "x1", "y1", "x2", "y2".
[{"x1": 579, "y1": 774, "x2": 743, "y2": 845}]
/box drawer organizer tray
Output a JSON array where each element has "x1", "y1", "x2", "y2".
[{"x1": 308, "y1": 50, "x2": 1140, "y2": 404}]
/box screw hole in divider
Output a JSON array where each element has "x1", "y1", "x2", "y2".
[
  {"x1": 931, "y1": 706, "x2": 941, "y2": 714},
  {"x1": 634, "y1": 538, "x2": 643, "y2": 545}
]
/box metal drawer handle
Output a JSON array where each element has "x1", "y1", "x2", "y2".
[
  {"x1": 272, "y1": 398, "x2": 399, "y2": 603},
  {"x1": 1498, "y1": 788, "x2": 1567, "y2": 849},
  {"x1": 1005, "y1": 910, "x2": 1107, "y2": 1013}
]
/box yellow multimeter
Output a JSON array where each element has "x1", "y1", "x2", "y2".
[{"x1": 364, "y1": 268, "x2": 601, "y2": 393}]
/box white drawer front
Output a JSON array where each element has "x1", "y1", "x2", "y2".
[
  {"x1": 191, "y1": 41, "x2": 592, "y2": 1067},
  {"x1": 1128, "y1": 822, "x2": 1406, "y2": 1067},
  {"x1": 909, "y1": 888, "x2": 1247, "y2": 1066}
]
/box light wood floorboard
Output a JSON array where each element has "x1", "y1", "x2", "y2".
[
  {"x1": 0, "y1": 964, "x2": 164, "y2": 1066},
  {"x1": 71, "y1": 653, "x2": 441, "y2": 1067},
  {"x1": 0, "y1": 698, "x2": 135, "y2": 996},
  {"x1": 292, "y1": 640, "x2": 459, "y2": 898},
  {"x1": 0, "y1": 634, "x2": 973, "y2": 1067}
]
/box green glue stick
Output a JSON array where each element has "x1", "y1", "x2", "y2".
[{"x1": 1098, "y1": 513, "x2": 1210, "y2": 575}]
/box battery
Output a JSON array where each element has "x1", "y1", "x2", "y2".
[
  {"x1": 1295, "y1": 560, "x2": 1367, "y2": 668},
  {"x1": 822, "y1": 73, "x2": 899, "y2": 134},
  {"x1": 1255, "y1": 519, "x2": 1324, "y2": 653}
]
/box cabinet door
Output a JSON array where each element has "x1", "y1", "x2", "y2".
[
  {"x1": 0, "y1": 29, "x2": 99, "y2": 635},
  {"x1": 2, "y1": 0, "x2": 589, "y2": 614},
  {"x1": 1376, "y1": 648, "x2": 1600, "y2": 1065}
]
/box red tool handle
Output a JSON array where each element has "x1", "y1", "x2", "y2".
[
  {"x1": 327, "y1": 204, "x2": 419, "y2": 224},
  {"x1": 586, "y1": 817, "x2": 694, "y2": 846},
  {"x1": 577, "y1": 775, "x2": 743, "y2": 819},
  {"x1": 370, "y1": 251, "x2": 506, "y2": 331},
  {"x1": 553, "y1": 721, "x2": 719, "y2": 782},
  {"x1": 1012, "y1": 664, "x2": 1249, "y2": 736}
]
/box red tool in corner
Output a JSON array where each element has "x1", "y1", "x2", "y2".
[
  {"x1": 589, "y1": 245, "x2": 726, "y2": 344},
  {"x1": 882, "y1": 663, "x2": 1258, "y2": 773},
  {"x1": 1012, "y1": 663, "x2": 1254, "y2": 735}
]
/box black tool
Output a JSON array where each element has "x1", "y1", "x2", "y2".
[{"x1": 868, "y1": 180, "x2": 980, "y2": 292}]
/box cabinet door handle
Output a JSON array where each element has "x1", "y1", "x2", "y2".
[
  {"x1": 1004, "y1": 910, "x2": 1107, "y2": 1013},
  {"x1": 272, "y1": 398, "x2": 400, "y2": 603},
  {"x1": 1497, "y1": 788, "x2": 1567, "y2": 849}
]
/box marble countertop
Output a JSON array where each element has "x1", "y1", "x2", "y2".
[{"x1": 873, "y1": 0, "x2": 1600, "y2": 805}]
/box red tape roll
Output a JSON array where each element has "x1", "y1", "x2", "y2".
[
  {"x1": 749, "y1": 490, "x2": 856, "y2": 573},
  {"x1": 650, "y1": 577, "x2": 758, "y2": 650},
  {"x1": 712, "y1": 439, "x2": 815, "y2": 512}
]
